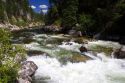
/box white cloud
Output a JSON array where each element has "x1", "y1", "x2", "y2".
[
  {"x1": 31, "y1": 5, "x2": 36, "y2": 9},
  {"x1": 39, "y1": 5, "x2": 48, "y2": 9},
  {"x1": 42, "y1": 10, "x2": 48, "y2": 13}
]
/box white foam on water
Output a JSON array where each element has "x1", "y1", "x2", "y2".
[
  {"x1": 27, "y1": 55, "x2": 125, "y2": 83},
  {"x1": 50, "y1": 34, "x2": 69, "y2": 39},
  {"x1": 34, "y1": 34, "x2": 49, "y2": 38},
  {"x1": 24, "y1": 35, "x2": 125, "y2": 83},
  {"x1": 33, "y1": 34, "x2": 69, "y2": 41},
  {"x1": 83, "y1": 52, "x2": 100, "y2": 60},
  {"x1": 87, "y1": 40, "x2": 122, "y2": 49},
  {"x1": 25, "y1": 41, "x2": 72, "y2": 57},
  {"x1": 25, "y1": 42, "x2": 40, "y2": 50},
  {"x1": 33, "y1": 34, "x2": 50, "y2": 42},
  {"x1": 58, "y1": 41, "x2": 82, "y2": 52}
]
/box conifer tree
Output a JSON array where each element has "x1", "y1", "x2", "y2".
[{"x1": 61, "y1": 0, "x2": 78, "y2": 31}]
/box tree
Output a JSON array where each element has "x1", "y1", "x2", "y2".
[
  {"x1": 47, "y1": 0, "x2": 125, "y2": 37},
  {"x1": 78, "y1": 14, "x2": 95, "y2": 33},
  {"x1": 45, "y1": 5, "x2": 59, "y2": 25},
  {"x1": 61, "y1": 0, "x2": 78, "y2": 31},
  {"x1": 0, "y1": 0, "x2": 6, "y2": 22}
]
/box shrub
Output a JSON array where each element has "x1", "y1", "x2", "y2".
[
  {"x1": 0, "y1": 28, "x2": 25, "y2": 83},
  {"x1": 78, "y1": 14, "x2": 95, "y2": 31}
]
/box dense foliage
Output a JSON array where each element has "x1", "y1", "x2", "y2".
[
  {"x1": 46, "y1": 0, "x2": 125, "y2": 36},
  {"x1": 61, "y1": 0, "x2": 78, "y2": 30},
  {"x1": 0, "y1": 29, "x2": 25, "y2": 83}
]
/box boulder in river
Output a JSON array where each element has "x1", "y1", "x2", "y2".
[
  {"x1": 18, "y1": 61, "x2": 38, "y2": 83},
  {"x1": 77, "y1": 31, "x2": 83, "y2": 37},
  {"x1": 79, "y1": 46, "x2": 88, "y2": 52},
  {"x1": 68, "y1": 30, "x2": 83, "y2": 37},
  {"x1": 113, "y1": 47, "x2": 125, "y2": 59}
]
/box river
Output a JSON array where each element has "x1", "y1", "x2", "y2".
[{"x1": 12, "y1": 31, "x2": 125, "y2": 83}]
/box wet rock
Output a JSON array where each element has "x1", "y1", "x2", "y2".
[
  {"x1": 65, "y1": 42, "x2": 73, "y2": 45},
  {"x1": 18, "y1": 61, "x2": 38, "y2": 83},
  {"x1": 113, "y1": 47, "x2": 125, "y2": 59},
  {"x1": 18, "y1": 76, "x2": 32, "y2": 83},
  {"x1": 18, "y1": 78, "x2": 31, "y2": 83},
  {"x1": 71, "y1": 55, "x2": 90, "y2": 63},
  {"x1": 79, "y1": 46, "x2": 88, "y2": 52},
  {"x1": 27, "y1": 50, "x2": 50, "y2": 57},
  {"x1": 77, "y1": 31, "x2": 82, "y2": 37},
  {"x1": 68, "y1": 30, "x2": 82, "y2": 37},
  {"x1": 68, "y1": 30, "x2": 77, "y2": 35}
]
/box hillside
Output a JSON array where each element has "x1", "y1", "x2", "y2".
[{"x1": 0, "y1": 0, "x2": 43, "y2": 29}]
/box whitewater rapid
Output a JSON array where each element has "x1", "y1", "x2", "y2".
[
  {"x1": 24, "y1": 34, "x2": 125, "y2": 83},
  {"x1": 27, "y1": 55, "x2": 125, "y2": 83}
]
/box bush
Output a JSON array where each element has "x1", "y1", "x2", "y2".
[
  {"x1": 9, "y1": 17, "x2": 27, "y2": 27},
  {"x1": 78, "y1": 14, "x2": 95, "y2": 31},
  {"x1": 0, "y1": 28, "x2": 25, "y2": 83}
]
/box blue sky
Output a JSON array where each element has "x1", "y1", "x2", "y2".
[{"x1": 28, "y1": 0, "x2": 49, "y2": 13}]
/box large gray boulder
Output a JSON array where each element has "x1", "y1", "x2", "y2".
[{"x1": 18, "y1": 61, "x2": 38, "y2": 83}]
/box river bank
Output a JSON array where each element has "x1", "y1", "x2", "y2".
[
  {"x1": 0, "y1": 22, "x2": 43, "y2": 31},
  {"x1": 1, "y1": 22, "x2": 124, "y2": 45}
]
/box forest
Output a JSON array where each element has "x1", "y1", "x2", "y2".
[{"x1": 46, "y1": 0, "x2": 125, "y2": 43}]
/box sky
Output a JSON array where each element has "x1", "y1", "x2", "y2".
[{"x1": 28, "y1": 0, "x2": 49, "y2": 13}]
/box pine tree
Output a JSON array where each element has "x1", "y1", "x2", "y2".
[{"x1": 61, "y1": 0, "x2": 78, "y2": 31}]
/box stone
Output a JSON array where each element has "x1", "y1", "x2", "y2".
[
  {"x1": 77, "y1": 31, "x2": 82, "y2": 37},
  {"x1": 113, "y1": 47, "x2": 125, "y2": 59},
  {"x1": 18, "y1": 78, "x2": 31, "y2": 83},
  {"x1": 18, "y1": 61, "x2": 38, "y2": 83},
  {"x1": 79, "y1": 46, "x2": 87, "y2": 52},
  {"x1": 68, "y1": 30, "x2": 83, "y2": 37},
  {"x1": 68, "y1": 30, "x2": 77, "y2": 35}
]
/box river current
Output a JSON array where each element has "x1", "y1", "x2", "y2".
[{"x1": 13, "y1": 32, "x2": 125, "y2": 83}]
